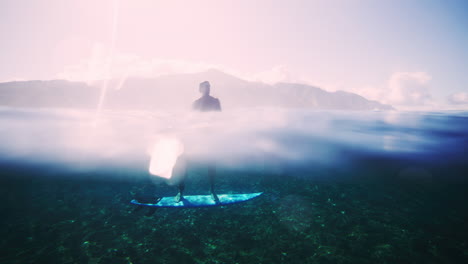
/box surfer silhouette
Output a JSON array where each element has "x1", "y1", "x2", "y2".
[
  {"x1": 192, "y1": 81, "x2": 222, "y2": 112},
  {"x1": 175, "y1": 81, "x2": 221, "y2": 203}
]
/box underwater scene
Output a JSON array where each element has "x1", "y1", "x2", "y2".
[{"x1": 0, "y1": 107, "x2": 467, "y2": 264}]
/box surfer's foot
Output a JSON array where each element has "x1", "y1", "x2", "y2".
[
  {"x1": 211, "y1": 192, "x2": 220, "y2": 204},
  {"x1": 175, "y1": 192, "x2": 183, "y2": 203}
]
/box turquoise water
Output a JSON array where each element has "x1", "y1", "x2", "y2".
[{"x1": 0, "y1": 108, "x2": 467, "y2": 263}]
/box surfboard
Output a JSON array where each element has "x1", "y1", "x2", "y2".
[{"x1": 131, "y1": 192, "x2": 263, "y2": 208}]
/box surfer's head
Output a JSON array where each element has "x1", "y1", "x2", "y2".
[{"x1": 199, "y1": 81, "x2": 211, "y2": 96}]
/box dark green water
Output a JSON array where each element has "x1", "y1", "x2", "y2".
[
  {"x1": 1, "y1": 161, "x2": 467, "y2": 264},
  {"x1": 0, "y1": 109, "x2": 467, "y2": 263}
]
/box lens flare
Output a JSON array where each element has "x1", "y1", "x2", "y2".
[{"x1": 148, "y1": 135, "x2": 184, "y2": 179}]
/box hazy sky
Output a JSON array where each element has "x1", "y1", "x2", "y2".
[{"x1": 1, "y1": 0, "x2": 467, "y2": 109}]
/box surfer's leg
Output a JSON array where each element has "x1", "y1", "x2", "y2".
[
  {"x1": 175, "y1": 180, "x2": 184, "y2": 202},
  {"x1": 175, "y1": 157, "x2": 187, "y2": 203},
  {"x1": 209, "y1": 166, "x2": 215, "y2": 193},
  {"x1": 208, "y1": 165, "x2": 219, "y2": 203}
]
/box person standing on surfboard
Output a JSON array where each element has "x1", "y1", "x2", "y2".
[{"x1": 175, "y1": 81, "x2": 221, "y2": 203}]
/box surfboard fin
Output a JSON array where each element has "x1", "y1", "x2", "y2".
[{"x1": 134, "y1": 195, "x2": 162, "y2": 205}]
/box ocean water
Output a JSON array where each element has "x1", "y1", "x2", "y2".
[{"x1": 0, "y1": 107, "x2": 467, "y2": 264}]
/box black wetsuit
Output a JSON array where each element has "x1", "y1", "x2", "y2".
[{"x1": 192, "y1": 95, "x2": 221, "y2": 112}]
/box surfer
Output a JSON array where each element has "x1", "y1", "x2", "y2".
[
  {"x1": 175, "y1": 81, "x2": 221, "y2": 203},
  {"x1": 192, "y1": 81, "x2": 222, "y2": 112}
]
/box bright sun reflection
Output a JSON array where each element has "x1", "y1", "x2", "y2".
[{"x1": 148, "y1": 135, "x2": 184, "y2": 179}]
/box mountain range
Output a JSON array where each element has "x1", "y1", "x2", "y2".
[{"x1": 0, "y1": 69, "x2": 394, "y2": 111}]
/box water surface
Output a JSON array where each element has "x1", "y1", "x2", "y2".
[{"x1": 1, "y1": 108, "x2": 467, "y2": 263}]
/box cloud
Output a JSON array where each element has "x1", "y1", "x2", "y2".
[
  {"x1": 0, "y1": 77, "x2": 26, "y2": 83},
  {"x1": 57, "y1": 52, "x2": 339, "y2": 93},
  {"x1": 448, "y1": 92, "x2": 468, "y2": 105},
  {"x1": 248, "y1": 65, "x2": 342, "y2": 93},
  {"x1": 56, "y1": 43, "x2": 227, "y2": 83},
  {"x1": 54, "y1": 47, "x2": 437, "y2": 110},
  {"x1": 385, "y1": 72, "x2": 432, "y2": 106},
  {"x1": 349, "y1": 85, "x2": 384, "y2": 102},
  {"x1": 340, "y1": 71, "x2": 439, "y2": 110},
  {"x1": 251, "y1": 65, "x2": 297, "y2": 84}
]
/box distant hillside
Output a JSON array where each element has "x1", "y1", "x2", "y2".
[{"x1": 0, "y1": 70, "x2": 394, "y2": 110}]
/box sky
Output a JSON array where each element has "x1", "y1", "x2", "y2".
[{"x1": 0, "y1": 0, "x2": 467, "y2": 110}]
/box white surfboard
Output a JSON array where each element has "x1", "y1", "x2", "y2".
[{"x1": 131, "y1": 192, "x2": 263, "y2": 208}]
